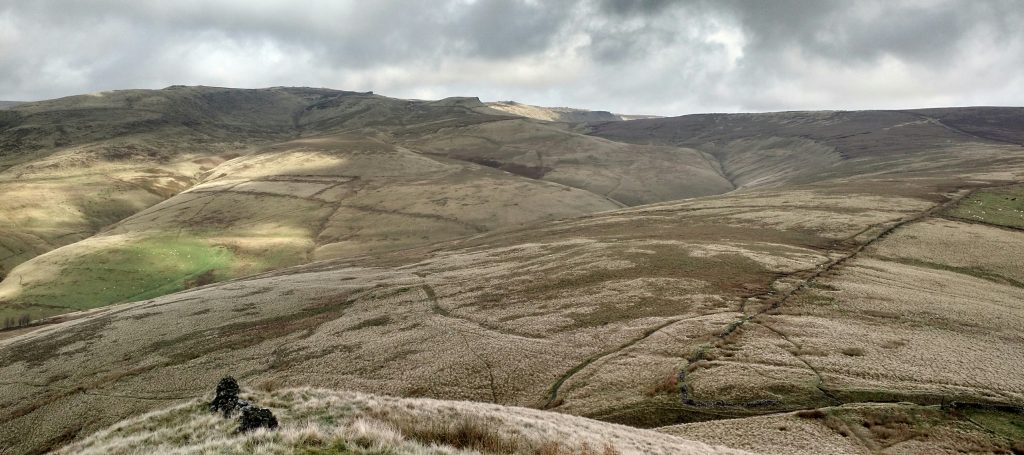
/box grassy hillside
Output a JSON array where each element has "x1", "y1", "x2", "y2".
[
  {"x1": 587, "y1": 108, "x2": 1024, "y2": 190},
  {"x1": 52, "y1": 389, "x2": 1023, "y2": 454},
  {"x1": 4, "y1": 171, "x2": 1024, "y2": 453},
  {"x1": 660, "y1": 402, "x2": 1024, "y2": 454},
  {"x1": 9, "y1": 236, "x2": 233, "y2": 313},
  {"x1": 53, "y1": 387, "x2": 750, "y2": 455},
  {"x1": 1, "y1": 92, "x2": 1023, "y2": 454},
  {"x1": 3, "y1": 87, "x2": 719, "y2": 320},
  {"x1": 0, "y1": 86, "x2": 328, "y2": 279},
  {"x1": 0, "y1": 134, "x2": 619, "y2": 320}
]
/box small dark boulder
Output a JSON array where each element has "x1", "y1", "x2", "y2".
[
  {"x1": 209, "y1": 376, "x2": 242, "y2": 417},
  {"x1": 236, "y1": 406, "x2": 279, "y2": 433},
  {"x1": 208, "y1": 377, "x2": 280, "y2": 432}
]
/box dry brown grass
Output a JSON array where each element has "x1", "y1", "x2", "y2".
[
  {"x1": 382, "y1": 414, "x2": 622, "y2": 454},
  {"x1": 644, "y1": 374, "x2": 680, "y2": 398},
  {"x1": 0, "y1": 134, "x2": 621, "y2": 319},
  {"x1": 793, "y1": 409, "x2": 825, "y2": 419},
  {"x1": 53, "y1": 388, "x2": 750, "y2": 455},
  {"x1": 5, "y1": 181, "x2": 1017, "y2": 452},
  {"x1": 661, "y1": 403, "x2": 1024, "y2": 455},
  {"x1": 3, "y1": 96, "x2": 1024, "y2": 454}
]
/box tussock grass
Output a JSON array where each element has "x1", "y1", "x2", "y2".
[{"x1": 54, "y1": 388, "x2": 750, "y2": 455}]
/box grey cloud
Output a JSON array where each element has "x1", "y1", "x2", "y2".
[
  {"x1": 723, "y1": 1, "x2": 972, "y2": 65},
  {"x1": 596, "y1": 0, "x2": 676, "y2": 17},
  {"x1": 453, "y1": 0, "x2": 577, "y2": 58},
  {"x1": 0, "y1": 0, "x2": 1022, "y2": 115}
]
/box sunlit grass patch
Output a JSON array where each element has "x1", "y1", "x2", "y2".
[
  {"x1": 16, "y1": 236, "x2": 234, "y2": 312},
  {"x1": 4, "y1": 229, "x2": 314, "y2": 321}
]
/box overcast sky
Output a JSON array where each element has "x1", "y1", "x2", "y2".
[{"x1": 1, "y1": 0, "x2": 1022, "y2": 115}]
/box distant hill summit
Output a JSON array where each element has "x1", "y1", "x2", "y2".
[
  {"x1": 487, "y1": 100, "x2": 661, "y2": 123},
  {"x1": 0, "y1": 101, "x2": 23, "y2": 109}
]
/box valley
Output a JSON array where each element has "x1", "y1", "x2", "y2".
[{"x1": 0, "y1": 88, "x2": 1022, "y2": 454}]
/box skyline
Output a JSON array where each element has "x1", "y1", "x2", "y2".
[{"x1": 2, "y1": 0, "x2": 1022, "y2": 115}]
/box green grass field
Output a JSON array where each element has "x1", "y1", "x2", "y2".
[
  {"x1": 946, "y1": 185, "x2": 1024, "y2": 229},
  {"x1": 8, "y1": 237, "x2": 234, "y2": 320}
]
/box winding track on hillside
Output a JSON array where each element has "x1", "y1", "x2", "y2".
[{"x1": 542, "y1": 182, "x2": 1018, "y2": 412}]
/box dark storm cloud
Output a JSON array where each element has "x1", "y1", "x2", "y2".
[{"x1": 0, "y1": 0, "x2": 1021, "y2": 114}]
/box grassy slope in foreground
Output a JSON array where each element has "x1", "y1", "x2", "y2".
[
  {"x1": 3, "y1": 103, "x2": 1024, "y2": 453},
  {"x1": 55, "y1": 387, "x2": 752, "y2": 455}
]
